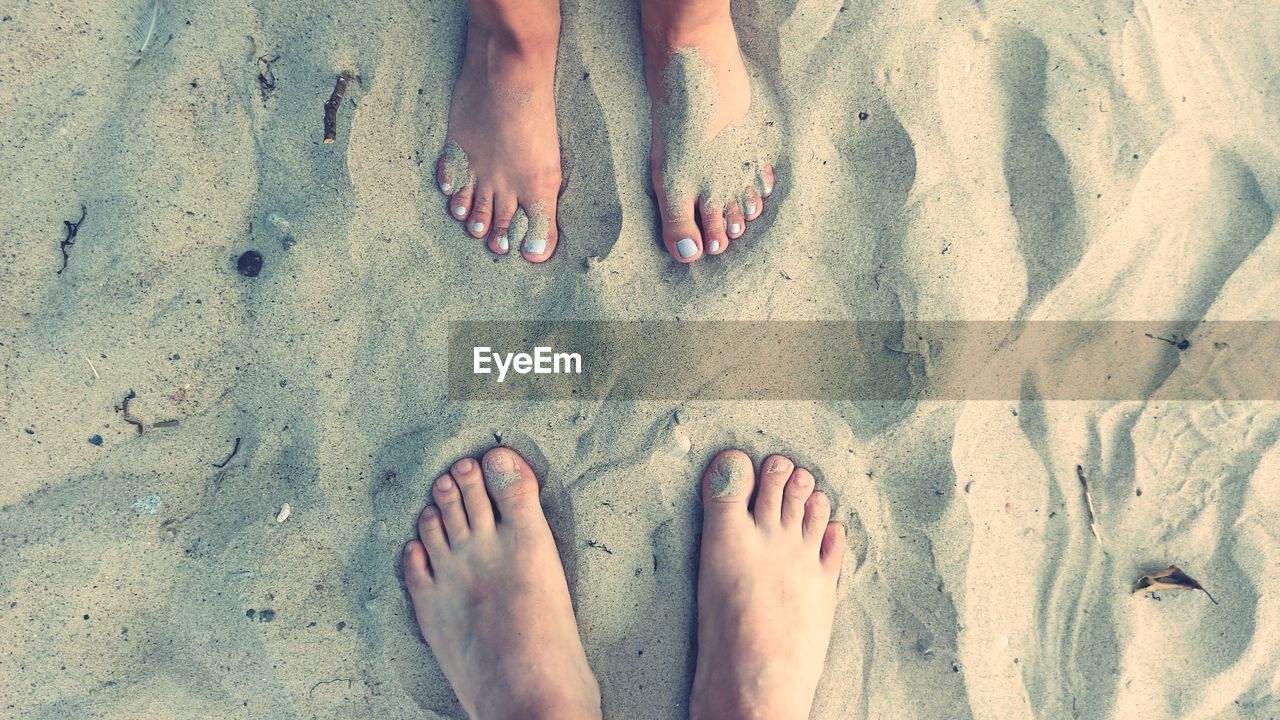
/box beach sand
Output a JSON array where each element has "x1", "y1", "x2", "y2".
[{"x1": 3, "y1": 0, "x2": 1279, "y2": 717}]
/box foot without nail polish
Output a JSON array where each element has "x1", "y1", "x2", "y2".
[{"x1": 677, "y1": 238, "x2": 697, "y2": 258}]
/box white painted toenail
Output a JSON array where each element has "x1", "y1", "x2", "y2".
[
  {"x1": 709, "y1": 240, "x2": 721, "y2": 253},
  {"x1": 454, "y1": 206, "x2": 467, "y2": 217},
  {"x1": 764, "y1": 183, "x2": 773, "y2": 196},
  {"x1": 729, "y1": 223, "x2": 742, "y2": 235},
  {"x1": 440, "y1": 182, "x2": 452, "y2": 193},
  {"x1": 747, "y1": 203, "x2": 757, "y2": 215},
  {"x1": 526, "y1": 236, "x2": 547, "y2": 254},
  {"x1": 676, "y1": 238, "x2": 697, "y2": 258},
  {"x1": 497, "y1": 236, "x2": 509, "y2": 252},
  {"x1": 471, "y1": 221, "x2": 485, "y2": 233}
]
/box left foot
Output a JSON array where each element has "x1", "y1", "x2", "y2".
[{"x1": 641, "y1": 0, "x2": 777, "y2": 263}]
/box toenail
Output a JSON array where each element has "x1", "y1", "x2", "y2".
[
  {"x1": 454, "y1": 458, "x2": 475, "y2": 473},
  {"x1": 497, "y1": 235, "x2": 509, "y2": 252},
  {"x1": 729, "y1": 223, "x2": 742, "y2": 235},
  {"x1": 454, "y1": 206, "x2": 467, "y2": 217},
  {"x1": 676, "y1": 238, "x2": 697, "y2": 258},
  {"x1": 471, "y1": 221, "x2": 485, "y2": 233},
  {"x1": 767, "y1": 458, "x2": 789, "y2": 473},
  {"x1": 794, "y1": 472, "x2": 813, "y2": 488},
  {"x1": 711, "y1": 455, "x2": 752, "y2": 497},
  {"x1": 436, "y1": 475, "x2": 454, "y2": 491},
  {"x1": 525, "y1": 236, "x2": 547, "y2": 254},
  {"x1": 747, "y1": 203, "x2": 757, "y2": 215},
  {"x1": 484, "y1": 451, "x2": 520, "y2": 490},
  {"x1": 764, "y1": 182, "x2": 773, "y2": 195},
  {"x1": 440, "y1": 182, "x2": 452, "y2": 193},
  {"x1": 709, "y1": 240, "x2": 721, "y2": 253}
]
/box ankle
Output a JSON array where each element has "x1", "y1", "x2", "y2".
[
  {"x1": 641, "y1": 0, "x2": 732, "y2": 46},
  {"x1": 467, "y1": 0, "x2": 561, "y2": 57}
]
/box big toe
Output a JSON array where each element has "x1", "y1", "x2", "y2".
[
  {"x1": 702, "y1": 450, "x2": 756, "y2": 523},
  {"x1": 660, "y1": 196, "x2": 703, "y2": 263},
  {"x1": 481, "y1": 447, "x2": 543, "y2": 524}
]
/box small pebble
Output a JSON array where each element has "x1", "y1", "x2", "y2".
[
  {"x1": 275, "y1": 503, "x2": 291, "y2": 523},
  {"x1": 88, "y1": 434, "x2": 103, "y2": 446},
  {"x1": 236, "y1": 251, "x2": 263, "y2": 277}
]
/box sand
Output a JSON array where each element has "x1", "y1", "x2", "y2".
[{"x1": 2, "y1": 0, "x2": 1279, "y2": 718}]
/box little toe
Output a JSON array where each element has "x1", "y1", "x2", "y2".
[
  {"x1": 821, "y1": 521, "x2": 847, "y2": 572},
  {"x1": 699, "y1": 198, "x2": 729, "y2": 256},
  {"x1": 725, "y1": 202, "x2": 746, "y2": 239},
  {"x1": 435, "y1": 156, "x2": 458, "y2": 197},
  {"x1": 752, "y1": 454, "x2": 794, "y2": 526},
  {"x1": 403, "y1": 540, "x2": 433, "y2": 589},
  {"x1": 432, "y1": 473, "x2": 469, "y2": 541},
  {"x1": 450, "y1": 457, "x2": 496, "y2": 534},
  {"x1": 467, "y1": 185, "x2": 494, "y2": 238},
  {"x1": 520, "y1": 199, "x2": 559, "y2": 263},
  {"x1": 803, "y1": 490, "x2": 832, "y2": 546},
  {"x1": 781, "y1": 467, "x2": 815, "y2": 529},
  {"x1": 702, "y1": 450, "x2": 755, "y2": 517},
  {"x1": 762, "y1": 164, "x2": 776, "y2": 198},
  {"x1": 450, "y1": 185, "x2": 473, "y2": 222},
  {"x1": 417, "y1": 505, "x2": 449, "y2": 556},
  {"x1": 480, "y1": 447, "x2": 542, "y2": 524}
]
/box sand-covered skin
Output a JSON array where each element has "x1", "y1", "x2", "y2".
[
  {"x1": 2, "y1": 1, "x2": 1280, "y2": 719},
  {"x1": 657, "y1": 48, "x2": 773, "y2": 218}
]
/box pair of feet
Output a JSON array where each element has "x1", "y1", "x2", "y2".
[
  {"x1": 435, "y1": 0, "x2": 776, "y2": 264},
  {"x1": 403, "y1": 447, "x2": 845, "y2": 720}
]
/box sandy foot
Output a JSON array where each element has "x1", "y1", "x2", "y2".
[
  {"x1": 691, "y1": 450, "x2": 846, "y2": 719},
  {"x1": 435, "y1": 4, "x2": 562, "y2": 262},
  {"x1": 642, "y1": 1, "x2": 776, "y2": 263},
  {"x1": 402, "y1": 448, "x2": 600, "y2": 719}
]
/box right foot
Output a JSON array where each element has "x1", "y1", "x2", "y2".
[
  {"x1": 435, "y1": 2, "x2": 562, "y2": 262},
  {"x1": 691, "y1": 450, "x2": 847, "y2": 720},
  {"x1": 402, "y1": 447, "x2": 601, "y2": 720}
]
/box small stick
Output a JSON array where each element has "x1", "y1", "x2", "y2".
[
  {"x1": 1076, "y1": 464, "x2": 1101, "y2": 541},
  {"x1": 120, "y1": 389, "x2": 144, "y2": 434},
  {"x1": 57, "y1": 205, "x2": 87, "y2": 275},
  {"x1": 213, "y1": 437, "x2": 242, "y2": 468},
  {"x1": 84, "y1": 356, "x2": 100, "y2": 380},
  {"x1": 323, "y1": 72, "x2": 352, "y2": 144}
]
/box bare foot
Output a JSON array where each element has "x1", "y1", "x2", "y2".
[
  {"x1": 402, "y1": 447, "x2": 600, "y2": 720},
  {"x1": 641, "y1": 0, "x2": 777, "y2": 263},
  {"x1": 691, "y1": 450, "x2": 846, "y2": 720},
  {"x1": 435, "y1": 1, "x2": 562, "y2": 262}
]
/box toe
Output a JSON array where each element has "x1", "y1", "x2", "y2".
[
  {"x1": 699, "y1": 198, "x2": 729, "y2": 256},
  {"x1": 451, "y1": 457, "x2": 496, "y2": 534},
  {"x1": 468, "y1": 184, "x2": 494, "y2": 238},
  {"x1": 520, "y1": 199, "x2": 559, "y2": 263},
  {"x1": 663, "y1": 217, "x2": 703, "y2": 262},
  {"x1": 436, "y1": 156, "x2": 457, "y2": 197},
  {"x1": 781, "y1": 467, "x2": 815, "y2": 529},
  {"x1": 417, "y1": 505, "x2": 449, "y2": 555},
  {"x1": 489, "y1": 196, "x2": 518, "y2": 255},
  {"x1": 803, "y1": 491, "x2": 832, "y2": 545},
  {"x1": 450, "y1": 185, "x2": 473, "y2": 222},
  {"x1": 820, "y1": 521, "x2": 847, "y2": 572},
  {"x1": 702, "y1": 450, "x2": 755, "y2": 521},
  {"x1": 762, "y1": 164, "x2": 776, "y2": 198},
  {"x1": 725, "y1": 201, "x2": 745, "y2": 240},
  {"x1": 432, "y1": 473, "x2": 469, "y2": 541},
  {"x1": 752, "y1": 454, "x2": 793, "y2": 526},
  {"x1": 403, "y1": 540, "x2": 432, "y2": 589},
  {"x1": 743, "y1": 187, "x2": 763, "y2": 221},
  {"x1": 481, "y1": 447, "x2": 542, "y2": 524}
]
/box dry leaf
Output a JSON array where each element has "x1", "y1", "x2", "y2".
[{"x1": 1133, "y1": 565, "x2": 1218, "y2": 605}]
